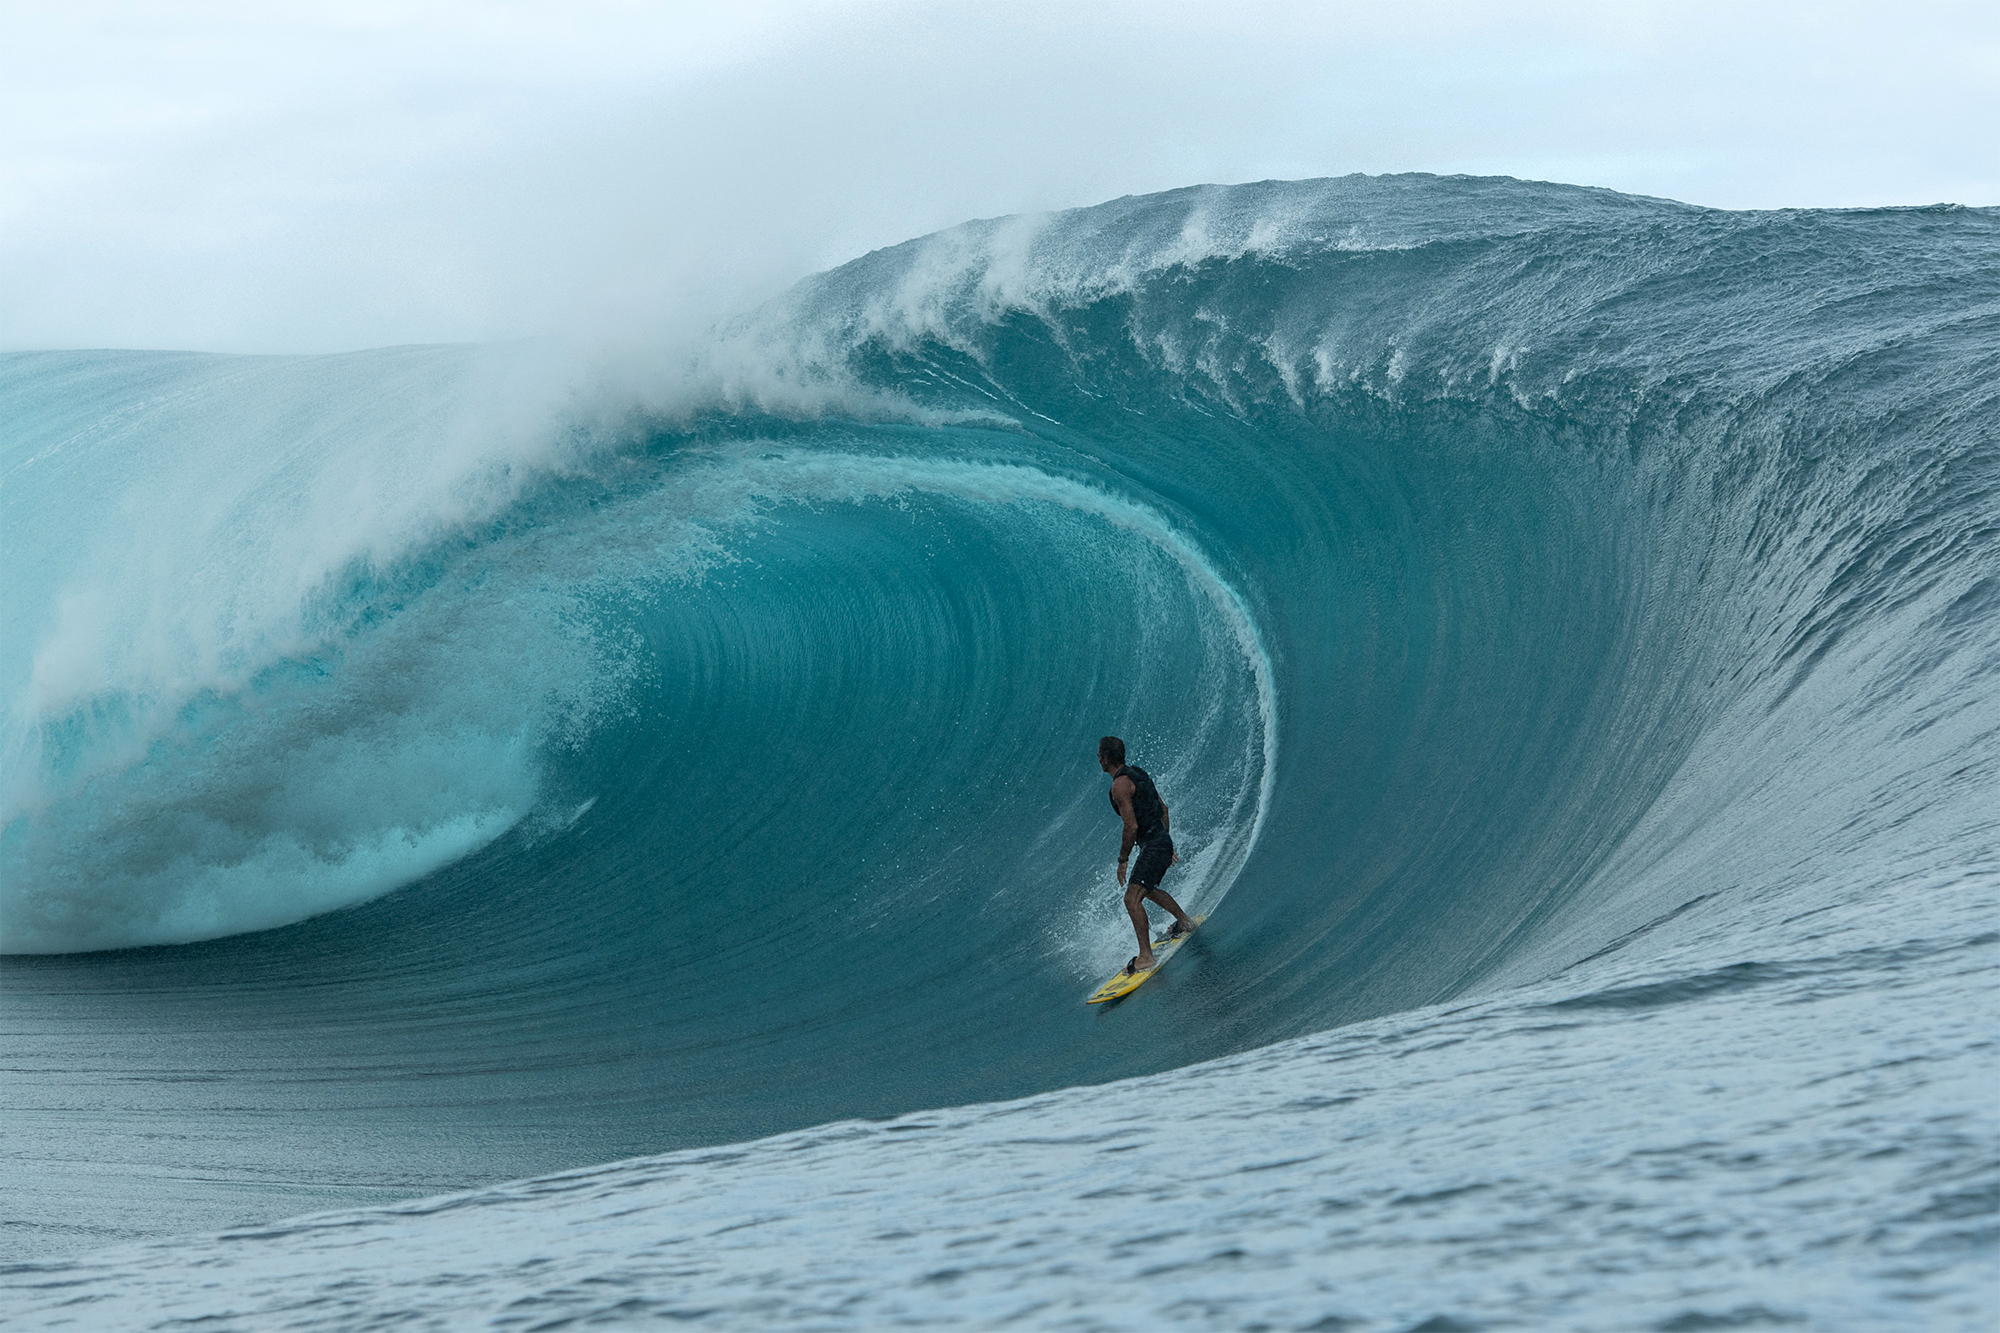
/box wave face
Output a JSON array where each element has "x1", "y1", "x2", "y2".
[{"x1": 3, "y1": 176, "x2": 1996, "y2": 1263}]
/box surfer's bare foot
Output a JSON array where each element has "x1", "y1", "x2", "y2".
[
  {"x1": 1165, "y1": 920, "x2": 1192, "y2": 940},
  {"x1": 1125, "y1": 954, "x2": 1156, "y2": 975}
]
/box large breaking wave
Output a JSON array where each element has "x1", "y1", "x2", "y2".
[{"x1": 2, "y1": 176, "x2": 1995, "y2": 1261}]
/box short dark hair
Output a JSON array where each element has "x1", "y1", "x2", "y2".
[{"x1": 1098, "y1": 735, "x2": 1126, "y2": 765}]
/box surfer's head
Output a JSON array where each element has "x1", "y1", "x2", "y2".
[{"x1": 1098, "y1": 735, "x2": 1126, "y2": 771}]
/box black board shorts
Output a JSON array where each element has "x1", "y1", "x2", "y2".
[{"x1": 1130, "y1": 835, "x2": 1175, "y2": 891}]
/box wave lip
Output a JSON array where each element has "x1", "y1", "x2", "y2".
[
  {"x1": 1, "y1": 429, "x2": 1276, "y2": 954},
  {"x1": 0, "y1": 342, "x2": 602, "y2": 953}
]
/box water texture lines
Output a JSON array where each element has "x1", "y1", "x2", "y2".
[
  {"x1": 1, "y1": 178, "x2": 1996, "y2": 1311},
  {"x1": 5, "y1": 912, "x2": 1991, "y2": 1331}
]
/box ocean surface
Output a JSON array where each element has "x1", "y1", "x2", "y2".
[{"x1": 2, "y1": 175, "x2": 1995, "y2": 1329}]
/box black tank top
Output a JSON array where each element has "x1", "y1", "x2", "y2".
[{"x1": 1110, "y1": 764, "x2": 1168, "y2": 842}]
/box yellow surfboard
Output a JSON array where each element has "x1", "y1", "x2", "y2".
[{"x1": 1086, "y1": 915, "x2": 1206, "y2": 1004}]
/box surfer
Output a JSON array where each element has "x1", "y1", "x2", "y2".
[{"x1": 1099, "y1": 736, "x2": 1196, "y2": 975}]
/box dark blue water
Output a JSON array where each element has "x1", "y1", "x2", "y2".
[{"x1": 3, "y1": 175, "x2": 1995, "y2": 1261}]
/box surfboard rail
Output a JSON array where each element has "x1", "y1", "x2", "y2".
[{"x1": 1085, "y1": 915, "x2": 1206, "y2": 1004}]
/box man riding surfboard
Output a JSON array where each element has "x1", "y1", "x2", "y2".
[{"x1": 1099, "y1": 736, "x2": 1196, "y2": 975}]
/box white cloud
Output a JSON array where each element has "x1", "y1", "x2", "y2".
[{"x1": 2, "y1": 0, "x2": 1995, "y2": 352}]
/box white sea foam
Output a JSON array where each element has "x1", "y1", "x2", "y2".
[
  {"x1": 0, "y1": 344, "x2": 632, "y2": 950},
  {"x1": 9, "y1": 869, "x2": 1990, "y2": 1331}
]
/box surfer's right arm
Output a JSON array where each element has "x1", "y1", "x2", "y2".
[{"x1": 1112, "y1": 776, "x2": 1139, "y2": 885}]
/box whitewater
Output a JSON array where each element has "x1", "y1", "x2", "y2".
[{"x1": 2, "y1": 175, "x2": 1995, "y2": 1330}]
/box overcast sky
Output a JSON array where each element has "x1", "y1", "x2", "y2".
[{"x1": 4, "y1": 0, "x2": 1996, "y2": 353}]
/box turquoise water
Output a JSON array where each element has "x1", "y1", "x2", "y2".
[{"x1": 2, "y1": 177, "x2": 1994, "y2": 1322}]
